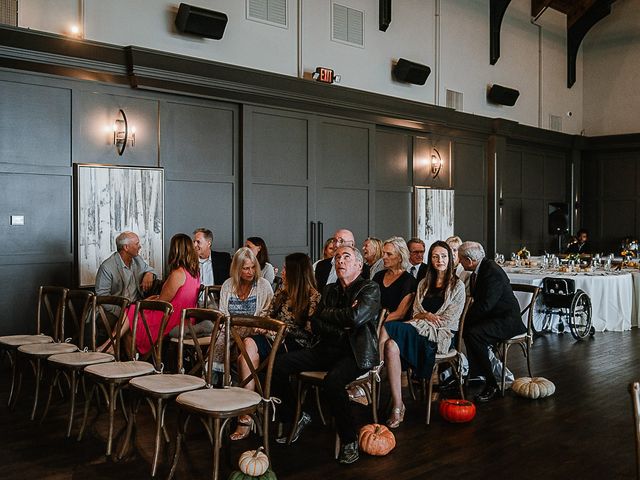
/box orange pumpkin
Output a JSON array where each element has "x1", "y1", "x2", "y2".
[
  {"x1": 358, "y1": 423, "x2": 396, "y2": 456},
  {"x1": 439, "y1": 399, "x2": 476, "y2": 423}
]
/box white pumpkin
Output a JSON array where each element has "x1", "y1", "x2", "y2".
[
  {"x1": 238, "y1": 447, "x2": 269, "y2": 476},
  {"x1": 512, "y1": 377, "x2": 556, "y2": 399}
]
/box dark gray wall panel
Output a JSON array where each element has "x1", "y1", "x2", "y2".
[
  {"x1": 317, "y1": 188, "x2": 369, "y2": 246},
  {"x1": 503, "y1": 149, "x2": 522, "y2": 196},
  {"x1": 499, "y1": 198, "x2": 522, "y2": 254},
  {"x1": 544, "y1": 155, "x2": 566, "y2": 199},
  {"x1": 376, "y1": 130, "x2": 411, "y2": 187},
  {"x1": 74, "y1": 91, "x2": 158, "y2": 167},
  {"x1": 453, "y1": 141, "x2": 486, "y2": 196},
  {"x1": 0, "y1": 173, "x2": 71, "y2": 257},
  {"x1": 602, "y1": 156, "x2": 635, "y2": 198},
  {"x1": 251, "y1": 112, "x2": 308, "y2": 181},
  {"x1": 250, "y1": 184, "x2": 308, "y2": 249},
  {"x1": 317, "y1": 121, "x2": 370, "y2": 186},
  {"x1": 0, "y1": 80, "x2": 71, "y2": 168},
  {"x1": 455, "y1": 195, "x2": 485, "y2": 244},
  {"x1": 522, "y1": 153, "x2": 544, "y2": 197},
  {"x1": 602, "y1": 200, "x2": 635, "y2": 246},
  {"x1": 0, "y1": 262, "x2": 72, "y2": 335},
  {"x1": 521, "y1": 198, "x2": 544, "y2": 252},
  {"x1": 374, "y1": 190, "x2": 412, "y2": 241},
  {"x1": 161, "y1": 101, "x2": 235, "y2": 178},
  {"x1": 164, "y1": 180, "x2": 235, "y2": 253}
]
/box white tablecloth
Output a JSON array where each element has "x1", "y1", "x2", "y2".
[{"x1": 504, "y1": 267, "x2": 633, "y2": 332}]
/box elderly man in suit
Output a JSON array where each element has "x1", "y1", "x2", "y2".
[
  {"x1": 407, "y1": 237, "x2": 428, "y2": 282},
  {"x1": 192, "y1": 228, "x2": 232, "y2": 305},
  {"x1": 459, "y1": 241, "x2": 525, "y2": 403},
  {"x1": 94, "y1": 231, "x2": 155, "y2": 338}
]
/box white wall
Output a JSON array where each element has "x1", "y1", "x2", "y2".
[
  {"x1": 583, "y1": 0, "x2": 640, "y2": 136},
  {"x1": 17, "y1": 0, "x2": 588, "y2": 134}
]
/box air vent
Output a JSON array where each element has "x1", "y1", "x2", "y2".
[
  {"x1": 247, "y1": 0, "x2": 287, "y2": 28},
  {"x1": 332, "y1": 3, "x2": 364, "y2": 47},
  {"x1": 1, "y1": 0, "x2": 17, "y2": 26},
  {"x1": 549, "y1": 114, "x2": 563, "y2": 132},
  {"x1": 446, "y1": 89, "x2": 463, "y2": 111}
]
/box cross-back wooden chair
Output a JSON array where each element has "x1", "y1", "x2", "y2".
[
  {"x1": 168, "y1": 314, "x2": 286, "y2": 480},
  {"x1": 0, "y1": 286, "x2": 67, "y2": 407},
  {"x1": 15, "y1": 287, "x2": 79, "y2": 420},
  {"x1": 79, "y1": 299, "x2": 172, "y2": 456},
  {"x1": 203, "y1": 285, "x2": 222, "y2": 309},
  {"x1": 496, "y1": 284, "x2": 541, "y2": 395},
  {"x1": 118, "y1": 308, "x2": 225, "y2": 476},
  {"x1": 630, "y1": 382, "x2": 640, "y2": 480},
  {"x1": 46, "y1": 295, "x2": 127, "y2": 437}
]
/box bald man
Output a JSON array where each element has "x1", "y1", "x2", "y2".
[{"x1": 314, "y1": 229, "x2": 370, "y2": 289}]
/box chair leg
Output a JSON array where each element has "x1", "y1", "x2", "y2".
[
  {"x1": 30, "y1": 359, "x2": 42, "y2": 421},
  {"x1": 66, "y1": 370, "x2": 78, "y2": 438},
  {"x1": 77, "y1": 383, "x2": 95, "y2": 441},
  {"x1": 501, "y1": 345, "x2": 509, "y2": 397},
  {"x1": 151, "y1": 398, "x2": 165, "y2": 477},
  {"x1": 106, "y1": 383, "x2": 117, "y2": 456},
  {"x1": 525, "y1": 344, "x2": 533, "y2": 378},
  {"x1": 211, "y1": 417, "x2": 222, "y2": 480},
  {"x1": 117, "y1": 394, "x2": 140, "y2": 461},
  {"x1": 314, "y1": 386, "x2": 326, "y2": 426},
  {"x1": 371, "y1": 379, "x2": 378, "y2": 424},
  {"x1": 334, "y1": 432, "x2": 340, "y2": 460},
  {"x1": 168, "y1": 410, "x2": 185, "y2": 480},
  {"x1": 406, "y1": 369, "x2": 417, "y2": 401},
  {"x1": 262, "y1": 404, "x2": 270, "y2": 460},
  {"x1": 426, "y1": 366, "x2": 437, "y2": 425},
  {"x1": 41, "y1": 369, "x2": 60, "y2": 423},
  {"x1": 7, "y1": 351, "x2": 17, "y2": 406},
  {"x1": 288, "y1": 379, "x2": 305, "y2": 445}
]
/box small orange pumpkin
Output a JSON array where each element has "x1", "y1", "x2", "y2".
[
  {"x1": 358, "y1": 423, "x2": 396, "y2": 456},
  {"x1": 439, "y1": 399, "x2": 476, "y2": 423}
]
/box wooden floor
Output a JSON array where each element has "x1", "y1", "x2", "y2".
[{"x1": 1, "y1": 329, "x2": 638, "y2": 480}]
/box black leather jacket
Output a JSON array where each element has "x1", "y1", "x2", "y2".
[{"x1": 311, "y1": 276, "x2": 381, "y2": 370}]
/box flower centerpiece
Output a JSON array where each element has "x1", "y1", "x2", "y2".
[
  {"x1": 566, "y1": 253, "x2": 581, "y2": 263},
  {"x1": 517, "y1": 247, "x2": 530, "y2": 260}
]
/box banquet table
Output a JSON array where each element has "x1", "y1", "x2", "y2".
[{"x1": 503, "y1": 266, "x2": 634, "y2": 332}]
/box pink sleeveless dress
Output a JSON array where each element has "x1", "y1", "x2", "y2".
[{"x1": 129, "y1": 268, "x2": 200, "y2": 356}]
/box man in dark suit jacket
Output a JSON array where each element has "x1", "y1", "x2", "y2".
[
  {"x1": 315, "y1": 228, "x2": 369, "y2": 289},
  {"x1": 407, "y1": 238, "x2": 428, "y2": 282},
  {"x1": 459, "y1": 241, "x2": 525, "y2": 403},
  {"x1": 193, "y1": 228, "x2": 232, "y2": 290}
]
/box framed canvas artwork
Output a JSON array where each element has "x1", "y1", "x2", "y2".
[
  {"x1": 415, "y1": 188, "x2": 454, "y2": 248},
  {"x1": 75, "y1": 164, "x2": 164, "y2": 287}
]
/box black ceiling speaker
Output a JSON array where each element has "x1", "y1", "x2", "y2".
[
  {"x1": 379, "y1": 0, "x2": 392, "y2": 32},
  {"x1": 487, "y1": 84, "x2": 520, "y2": 106},
  {"x1": 392, "y1": 58, "x2": 430, "y2": 85},
  {"x1": 175, "y1": 3, "x2": 228, "y2": 40}
]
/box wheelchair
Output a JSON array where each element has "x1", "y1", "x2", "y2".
[{"x1": 536, "y1": 277, "x2": 595, "y2": 340}]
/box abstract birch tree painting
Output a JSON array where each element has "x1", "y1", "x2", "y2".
[
  {"x1": 77, "y1": 165, "x2": 164, "y2": 286},
  {"x1": 415, "y1": 188, "x2": 454, "y2": 249}
]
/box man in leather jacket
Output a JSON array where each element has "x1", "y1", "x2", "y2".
[{"x1": 271, "y1": 245, "x2": 381, "y2": 464}]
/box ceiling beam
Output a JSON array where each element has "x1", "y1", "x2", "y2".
[{"x1": 489, "y1": 0, "x2": 512, "y2": 65}]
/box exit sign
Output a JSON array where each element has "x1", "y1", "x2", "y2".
[{"x1": 313, "y1": 67, "x2": 336, "y2": 84}]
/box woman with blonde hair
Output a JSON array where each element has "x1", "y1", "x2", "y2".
[
  {"x1": 362, "y1": 237, "x2": 385, "y2": 279},
  {"x1": 372, "y1": 236, "x2": 417, "y2": 323},
  {"x1": 230, "y1": 252, "x2": 320, "y2": 440}
]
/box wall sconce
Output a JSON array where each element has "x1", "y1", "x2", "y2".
[
  {"x1": 112, "y1": 109, "x2": 135, "y2": 156},
  {"x1": 431, "y1": 147, "x2": 443, "y2": 178}
]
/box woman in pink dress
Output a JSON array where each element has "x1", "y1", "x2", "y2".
[{"x1": 103, "y1": 233, "x2": 200, "y2": 356}]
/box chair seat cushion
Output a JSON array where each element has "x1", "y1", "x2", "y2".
[
  {"x1": 84, "y1": 360, "x2": 155, "y2": 379},
  {"x1": 0, "y1": 335, "x2": 54, "y2": 347},
  {"x1": 176, "y1": 386, "x2": 261, "y2": 413},
  {"x1": 130, "y1": 374, "x2": 206, "y2": 394},
  {"x1": 435, "y1": 349, "x2": 457, "y2": 360},
  {"x1": 48, "y1": 351, "x2": 114, "y2": 367},
  {"x1": 507, "y1": 333, "x2": 527, "y2": 341},
  {"x1": 299, "y1": 371, "x2": 327, "y2": 381},
  {"x1": 169, "y1": 336, "x2": 212, "y2": 346},
  {"x1": 18, "y1": 343, "x2": 78, "y2": 356}
]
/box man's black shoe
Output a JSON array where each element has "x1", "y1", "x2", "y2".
[
  {"x1": 474, "y1": 385, "x2": 498, "y2": 403},
  {"x1": 338, "y1": 441, "x2": 359, "y2": 464},
  {"x1": 276, "y1": 411, "x2": 311, "y2": 444}
]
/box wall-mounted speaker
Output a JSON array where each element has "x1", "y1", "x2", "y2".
[
  {"x1": 175, "y1": 3, "x2": 228, "y2": 40},
  {"x1": 548, "y1": 202, "x2": 569, "y2": 235},
  {"x1": 487, "y1": 84, "x2": 520, "y2": 106},
  {"x1": 379, "y1": 0, "x2": 392, "y2": 32},
  {"x1": 393, "y1": 58, "x2": 430, "y2": 85}
]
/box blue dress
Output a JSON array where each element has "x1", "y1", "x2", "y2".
[{"x1": 385, "y1": 292, "x2": 444, "y2": 378}]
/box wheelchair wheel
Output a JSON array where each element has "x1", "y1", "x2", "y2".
[{"x1": 569, "y1": 290, "x2": 592, "y2": 340}]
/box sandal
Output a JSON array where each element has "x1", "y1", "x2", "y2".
[
  {"x1": 386, "y1": 404, "x2": 405, "y2": 429},
  {"x1": 230, "y1": 415, "x2": 253, "y2": 441}
]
